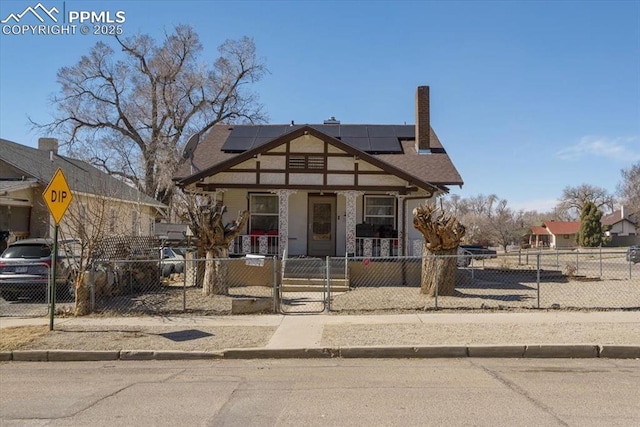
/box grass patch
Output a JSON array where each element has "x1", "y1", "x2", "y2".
[{"x1": 0, "y1": 326, "x2": 49, "y2": 351}]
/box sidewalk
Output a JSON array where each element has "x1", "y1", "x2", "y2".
[{"x1": 1, "y1": 311, "x2": 639, "y2": 360}]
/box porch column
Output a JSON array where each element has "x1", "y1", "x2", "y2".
[
  {"x1": 337, "y1": 190, "x2": 363, "y2": 256},
  {"x1": 272, "y1": 189, "x2": 296, "y2": 257}
]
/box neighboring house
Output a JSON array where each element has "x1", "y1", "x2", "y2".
[
  {"x1": 601, "y1": 207, "x2": 639, "y2": 246},
  {"x1": 0, "y1": 138, "x2": 166, "y2": 246},
  {"x1": 528, "y1": 221, "x2": 581, "y2": 249},
  {"x1": 173, "y1": 86, "x2": 463, "y2": 258}
]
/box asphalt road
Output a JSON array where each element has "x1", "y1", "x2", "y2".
[{"x1": 1, "y1": 359, "x2": 639, "y2": 426}]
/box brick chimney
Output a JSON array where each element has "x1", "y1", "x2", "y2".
[
  {"x1": 38, "y1": 137, "x2": 58, "y2": 154},
  {"x1": 415, "y1": 86, "x2": 430, "y2": 153}
]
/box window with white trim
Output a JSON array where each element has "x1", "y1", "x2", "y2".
[
  {"x1": 364, "y1": 196, "x2": 396, "y2": 228},
  {"x1": 249, "y1": 194, "x2": 279, "y2": 232}
]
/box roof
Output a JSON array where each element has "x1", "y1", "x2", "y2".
[
  {"x1": 173, "y1": 124, "x2": 463, "y2": 188},
  {"x1": 542, "y1": 221, "x2": 581, "y2": 235},
  {"x1": 530, "y1": 226, "x2": 549, "y2": 235},
  {"x1": 601, "y1": 209, "x2": 638, "y2": 226},
  {"x1": 0, "y1": 178, "x2": 39, "y2": 193},
  {"x1": 0, "y1": 138, "x2": 165, "y2": 209}
]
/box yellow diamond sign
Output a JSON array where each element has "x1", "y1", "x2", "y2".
[{"x1": 43, "y1": 168, "x2": 73, "y2": 224}]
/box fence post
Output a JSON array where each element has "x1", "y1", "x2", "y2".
[
  {"x1": 599, "y1": 245, "x2": 603, "y2": 278},
  {"x1": 325, "y1": 256, "x2": 331, "y2": 312},
  {"x1": 556, "y1": 249, "x2": 559, "y2": 268},
  {"x1": 434, "y1": 254, "x2": 439, "y2": 310},
  {"x1": 272, "y1": 256, "x2": 279, "y2": 313},
  {"x1": 182, "y1": 255, "x2": 187, "y2": 312},
  {"x1": 536, "y1": 253, "x2": 541, "y2": 309},
  {"x1": 89, "y1": 262, "x2": 95, "y2": 312},
  {"x1": 576, "y1": 249, "x2": 580, "y2": 276}
]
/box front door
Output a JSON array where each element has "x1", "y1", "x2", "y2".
[{"x1": 307, "y1": 195, "x2": 336, "y2": 257}]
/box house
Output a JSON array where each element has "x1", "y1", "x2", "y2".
[
  {"x1": 173, "y1": 86, "x2": 463, "y2": 259},
  {"x1": 601, "y1": 206, "x2": 639, "y2": 246},
  {"x1": 528, "y1": 221, "x2": 581, "y2": 249},
  {"x1": 0, "y1": 137, "x2": 166, "y2": 248}
]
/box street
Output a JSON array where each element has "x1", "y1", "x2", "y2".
[{"x1": 1, "y1": 358, "x2": 639, "y2": 426}]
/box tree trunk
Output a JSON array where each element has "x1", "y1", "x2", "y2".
[
  {"x1": 420, "y1": 247, "x2": 458, "y2": 296},
  {"x1": 413, "y1": 203, "x2": 466, "y2": 297},
  {"x1": 74, "y1": 271, "x2": 90, "y2": 316},
  {"x1": 202, "y1": 246, "x2": 230, "y2": 295}
]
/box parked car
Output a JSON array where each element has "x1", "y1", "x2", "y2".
[
  {"x1": 627, "y1": 246, "x2": 640, "y2": 264},
  {"x1": 159, "y1": 247, "x2": 185, "y2": 277},
  {"x1": 457, "y1": 245, "x2": 498, "y2": 267},
  {"x1": 0, "y1": 238, "x2": 78, "y2": 301}
]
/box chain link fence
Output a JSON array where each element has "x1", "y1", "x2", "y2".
[{"x1": 2, "y1": 248, "x2": 638, "y2": 317}]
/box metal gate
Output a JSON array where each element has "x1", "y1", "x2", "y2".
[{"x1": 279, "y1": 257, "x2": 328, "y2": 313}]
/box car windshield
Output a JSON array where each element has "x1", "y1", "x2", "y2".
[{"x1": 1, "y1": 244, "x2": 51, "y2": 259}]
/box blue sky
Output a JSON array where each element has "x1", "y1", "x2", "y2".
[{"x1": 1, "y1": 0, "x2": 639, "y2": 213}]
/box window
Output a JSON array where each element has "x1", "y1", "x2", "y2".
[
  {"x1": 364, "y1": 196, "x2": 395, "y2": 228},
  {"x1": 249, "y1": 194, "x2": 279, "y2": 232}
]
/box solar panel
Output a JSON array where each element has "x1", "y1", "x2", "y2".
[
  {"x1": 221, "y1": 136, "x2": 253, "y2": 151},
  {"x1": 341, "y1": 137, "x2": 371, "y2": 151},
  {"x1": 256, "y1": 125, "x2": 291, "y2": 138},
  {"x1": 223, "y1": 124, "x2": 413, "y2": 153},
  {"x1": 395, "y1": 125, "x2": 415, "y2": 139},
  {"x1": 367, "y1": 125, "x2": 397, "y2": 138},
  {"x1": 369, "y1": 137, "x2": 402, "y2": 153},
  {"x1": 228, "y1": 126, "x2": 258, "y2": 138},
  {"x1": 311, "y1": 124, "x2": 340, "y2": 138},
  {"x1": 340, "y1": 125, "x2": 368, "y2": 138}
]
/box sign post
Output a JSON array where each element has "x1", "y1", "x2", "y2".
[{"x1": 42, "y1": 168, "x2": 73, "y2": 331}]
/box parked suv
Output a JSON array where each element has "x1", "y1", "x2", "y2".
[
  {"x1": 159, "y1": 247, "x2": 185, "y2": 277},
  {"x1": 0, "y1": 238, "x2": 77, "y2": 301},
  {"x1": 627, "y1": 246, "x2": 640, "y2": 264}
]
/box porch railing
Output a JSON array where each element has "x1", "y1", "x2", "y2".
[
  {"x1": 228, "y1": 235, "x2": 425, "y2": 257},
  {"x1": 229, "y1": 234, "x2": 280, "y2": 256}
]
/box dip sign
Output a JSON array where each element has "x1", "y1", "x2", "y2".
[{"x1": 42, "y1": 168, "x2": 73, "y2": 330}]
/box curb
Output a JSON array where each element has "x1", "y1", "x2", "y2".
[{"x1": 1, "y1": 345, "x2": 639, "y2": 361}]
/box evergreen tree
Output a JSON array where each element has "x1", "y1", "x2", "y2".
[{"x1": 577, "y1": 202, "x2": 604, "y2": 247}]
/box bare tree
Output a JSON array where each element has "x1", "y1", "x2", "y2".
[
  {"x1": 413, "y1": 203, "x2": 466, "y2": 296},
  {"x1": 34, "y1": 26, "x2": 267, "y2": 208},
  {"x1": 179, "y1": 194, "x2": 248, "y2": 295},
  {"x1": 557, "y1": 184, "x2": 614, "y2": 219},
  {"x1": 617, "y1": 161, "x2": 640, "y2": 224}
]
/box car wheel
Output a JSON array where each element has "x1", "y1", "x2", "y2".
[
  {"x1": 162, "y1": 264, "x2": 174, "y2": 277},
  {"x1": 0, "y1": 290, "x2": 20, "y2": 301}
]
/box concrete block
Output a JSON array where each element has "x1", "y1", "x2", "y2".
[
  {"x1": 47, "y1": 350, "x2": 120, "y2": 361},
  {"x1": 414, "y1": 346, "x2": 468, "y2": 358},
  {"x1": 524, "y1": 344, "x2": 598, "y2": 358},
  {"x1": 152, "y1": 351, "x2": 223, "y2": 360},
  {"x1": 468, "y1": 345, "x2": 526, "y2": 358},
  {"x1": 231, "y1": 298, "x2": 273, "y2": 314},
  {"x1": 599, "y1": 345, "x2": 640, "y2": 359},
  {"x1": 223, "y1": 347, "x2": 333, "y2": 359},
  {"x1": 12, "y1": 350, "x2": 48, "y2": 361},
  {"x1": 120, "y1": 350, "x2": 155, "y2": 360},
  {"x1": 0, "y1": 351, "x2": 12, "y2": 361}
]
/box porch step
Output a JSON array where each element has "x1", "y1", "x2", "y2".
[{"x1": 281, "y1": 277, "x2": 350, "y2": 292}]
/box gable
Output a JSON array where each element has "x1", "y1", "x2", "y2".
[{"x1": 197, "y1": 133, "x2": 411, "y2": 190}]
